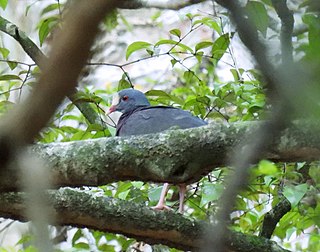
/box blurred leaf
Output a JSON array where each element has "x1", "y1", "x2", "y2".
[
  {"x1": 170, "y1": 28, "x2": 181, "y2": 38},
  {"x1": 131, "y1": 181, "x2": 144, "y2": 189},
  {"x1": 0, "y1": 0, "x2": 7, "y2": 10},
  {"x1": 195, "y1": 41, "x2": 213, "y2": 52},
  {"x1": 74, "y1": 242, "x2": 90, "y2": 249},
  {"x1": 193, "y1": 17, "x2": 222, "y2": 35},
  {"x1": 283, "y1": 184, "x2": 309, "y2": 207},
  {"x1": 148, "y1": 186, "x2": 163, "y2": 202},
  {"x1": 257, "y1": 160, "x2": 278, "y2": 175},
  {"x1": 0, "y1": 74, "x2": 21, "y2": 81},
  {"x1": 0, "y1": 47, "x2": 9, "y2": 58},
  {"x1": 126, "y1": 41, "x2": 152, "y2": 60},
  {"x1": 200, "y1": 182, "x2": 224, "y2": 207},
  {"x1": 41, "y1": 3, "x2": 59, "y2": 15},
  {"x1": 170, "y1": 58, "x2": 178, "y2": 67},
  {"x1": 104, "y1": 9, "x2": 119, "y2": 30},
  {"x1": 16, "y1": 234, "x2": 33, "y2": 245},
  {"x1": 118, "y1": 75, "x2": 132, "y2": 90},
  {"x1": 155, "y1": 39, "x2": 193, "y2": 53},
  {"x1": 72, "y1": 229, "x2": 82, "y2": 245},
  {"x1": 212, "y1": 33, "x2": 234, "y2": 63},
  {"x1": 98, "y1": 244, "x2": 116, "y2": 251},
  {"x1": 183, "y1": 70, "x2": 195, "y2": 83},
  {"x1": 38, "y1": 16, "x2": 59, "y2": 46},
  {"x1": 145, "y1": 89, "x2": 171, "y2": 98},
  {"x1": 115, "y1": 182, "x2": 132, "y2": 198},
  {"x1": 7, "y1": 61, "x2": 17, "y2": 70},
  {"x1": 245, "y1": 1, "x2": 269, "y2": 37}
]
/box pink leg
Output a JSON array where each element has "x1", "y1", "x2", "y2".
[
  {"x1": 178, "y1": 184, "x2": 187, "y2": 213},
  {"x1": 151, "y1": 183, "x2": 171, "y2": 211}
]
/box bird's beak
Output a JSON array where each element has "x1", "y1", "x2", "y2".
[
  {"x1": 107, "y1": 105, "x2": 116, "y2": 115},
  {"x1": 107, "y1": 93, "x2": 120, "y2": 115}
]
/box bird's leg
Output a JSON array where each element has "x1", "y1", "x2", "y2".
[
  {"x1": 151, "y1": 183, "x2": 171, "y2": 211},
  {"x1": 178, "y1": 183, "x2": 187, "y2": 214}
]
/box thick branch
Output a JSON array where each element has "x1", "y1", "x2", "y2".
[
  {"x1": 0, "y1": 121, "x2": 319, "y2": 191},
  {"x1": 0, "y1": 188, "x2": 290, "y2": 252},
  {"x1": 118, "y1": 0, "x2": 207, "y2": 10}
]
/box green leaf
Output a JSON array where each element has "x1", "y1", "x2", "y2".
[
  {"x1": 283, "y1": 184, "x2": 309, "y2": 207},
  {"x1": 145, "y1": 89, "x2": 171, "y2": 98},
  {"x1": 16, "y1": 234, "x2": 33, "y2": 245},
  {"x1": 200, "y1": 182, "x2": 224, "y2": 207},
  {"x1": 0, "y1": 47, "x2": 9, "y2": 58},
  {"x1": 118, "y1": 190, "x2": 130, "y2": 200},
  {"x1": 146, "y1": 48, "x2": 154, "y2": 56},
  {"x1": 126, "y1": 41, "x2": 152, "y2": 60},
  {"x1": 0, "y1": 0, "x2": 7, "y2": 10},
  {"x1": 169, "y1": 28, "x2": 181, "y2": 38},
  {"x1": 170, "y1": 58, "x2": 178, "y2": 67},
  {"x1": 183, "y1": 70, "x2": 195, "y2": 83},
  {"x1": 193, "y1": 17, "x2": 222, "y2": 35},
  {"x1": 7, "y1": 61, "x2": 17, "y2": 70},
  {"x1": 212, "y1": 33, "x2": 234, "y2": 63},
  {"x1": 118, "y1": 75, "x2": 132, "y2": 90},
  {"x1": 155, "y1": 39, "x2": 193, "y2": 53},
  {"x1": 257, "y1": 160, "x2": 278, "y2": 175},
  {"x1": 104, "y1": 9, "x2": 119, "y2": 31},
  {"x1": 245, "y1": 1, "x2": 269, "y2": 37},
  {"x1": 41, "y1": 3, "x2": 59, "y2": 16},
  {"x1": 195, "y1": 41, "x2": 213, "y2": 52},
  {"x1": 71, "y1": 229, "x2": 82, "y2": 245},
  {"x1": 115, "y1": 182, "x2": 132, "y2": 198},
  {"x1": 38, "y1": 16, "x2": 58, "y2": 46},
  {"x1": 0, "y1": 74, "x2": 21, "y2": 81},
  {"x1": 98, "y1": 244, "x2": 116, "y2": 252},
  {"x1": 148, "y1": 186, "x2": 164, "y2": 202},
  {"x1": 131, "y1": 181, "x2": 144, "y2": 189}
]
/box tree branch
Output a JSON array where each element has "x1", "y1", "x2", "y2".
[
  {"x1": 0, "y1": 15, "x2": 107, "y2": 128},
  {"x1": 0, "y1": 187, "x2": 290, "y2": 252},
  {"x1": 0, "y1": 121, "x2": 319, "y2": 191},
  {"x1": 271, "y1": 0, "x2": 294, "y2": 64},
  {"x1": 260, "y1": 197, "x2": 291, "y2": 239},
  {"x1": 0, "y1": 0, "x2": 121, "y2": 172},
  {"x1": 118, "y1": 0, "x2": 207, "y2": 10}
]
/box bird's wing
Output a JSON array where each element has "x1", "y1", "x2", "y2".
[{"x1": 116, "y1": 106, "x2": 207, "y2": 136}]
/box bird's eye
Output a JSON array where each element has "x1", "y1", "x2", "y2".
[{"x1": 122, "y1": 95, "x2": 129, "y2": 101}]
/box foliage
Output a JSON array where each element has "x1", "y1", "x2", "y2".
[{"x1": 0, "y1": 0, "x2": 319, "y2": 252}]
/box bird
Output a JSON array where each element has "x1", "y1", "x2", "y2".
[{"x1": 107, "y1": 88, "x2": 207, "y2": 213}]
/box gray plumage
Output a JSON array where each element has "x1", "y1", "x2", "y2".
[
  {"x1": 117, "y1": 106, "x2": 207, "y2": 136},
  {"x1": 108, "y1": 88, "x2": 207, "y2": 136}
]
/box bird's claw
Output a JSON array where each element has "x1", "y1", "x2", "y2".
[{"x1": 151, "y1": 204, "x2": 172, "y2": 211}]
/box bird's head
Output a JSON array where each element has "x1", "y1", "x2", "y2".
[{"x1": 107, "y1": 88, "x2": 150, "y2": 114}]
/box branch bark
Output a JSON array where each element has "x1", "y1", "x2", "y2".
[
  {"x1": 260, "y1": 197, "x2": 291, "y2": 239},
  {"x1": 271, "y1": 0, "x2": 294, "y2": 64},
  {"x1": 118, "y1": 0, "x2": 207, "y2": 10},
  {"x1": 0, "y1": 121, "x2": 319, "y2": 191},
  {"x1": 0, "y1": 187, "x2": 290, "y2": 252}
]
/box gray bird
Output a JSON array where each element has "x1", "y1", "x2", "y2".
[{"x1": 108, "y1": 88, "x2": 207, "y2": 213}]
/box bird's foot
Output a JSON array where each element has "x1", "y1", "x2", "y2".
[{"x1": 151, "y1": 203, "x2": 171, "y2": 211}]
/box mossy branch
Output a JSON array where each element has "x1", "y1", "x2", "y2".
[
  {"x1": 0, "y1": 187, "x2": 290, "y2": 252},
  {"x1": 0, "y1": 121, "x2": 319, "y2": 191}
]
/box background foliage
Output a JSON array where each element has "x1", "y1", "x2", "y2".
[{"x1": 0, "y1": 0, "x2": 319, "y2": 251}]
